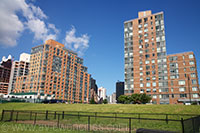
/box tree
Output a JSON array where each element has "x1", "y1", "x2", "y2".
[
  {"x1": 118, "y1": 94, "x2": 151, "y2": 104},
  {"x1": 118, "y1": 95, "x2": 129, "y2": 104},
  {"x1": 90, "y1": 97, "x2": 96, "y2": 104},
  {"x1": 130, "y1": 93, "x2": 151, "y2": 104},
  {"x1": 103, "y1": 99, "x2": 108, "y2": 104}
]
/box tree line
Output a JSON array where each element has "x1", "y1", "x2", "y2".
[{"x1": 117, "y1": 93, "x2": 151, "y2": 104}]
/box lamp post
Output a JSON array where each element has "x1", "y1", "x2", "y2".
[{"x1": 187, "y1": 75, "x2": 192, "y2": 104}]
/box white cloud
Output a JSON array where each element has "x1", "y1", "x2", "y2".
[
  {"x1": 29, "y1": 4, "x2": 47, "y2": 19},
  {"x1": 0, "y1": 0, "x2": 89, "y2": 56},
  {"x1": 27, "y1": 19, "x2": 47, "y2": 40},
  {"x1": 0, "y1": 0, "x2": 25, "y2": 47},
  {"x1": 64, "y1": 26, "x2": 90, "y2": 56},
  {"x1": 48, "y1": 23, "x2": 59, "y2": 34},
  {"x1": 0, "y1": 0, "x2": 59, "y2": 47}
]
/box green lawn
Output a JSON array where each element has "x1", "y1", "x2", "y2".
[
  {"x1": 0, "y1": 103, "x2": 200, "y2": 132},
  {"x1": 1, "y1": 102, "x2": 200, "y2": 114}
]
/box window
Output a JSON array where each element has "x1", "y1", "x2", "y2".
[
  {"x1": 192, "y1": 80, "x2": 197, "y2": 85},
  {"x1": 138, "y1": 24, "x2": 142, "y2": 28},
  {"x1": 145, "y1": 39, "x2": 149, "y2": 42},
  {"x1": 146, "y1": 89, "x2": 151, "y2": 93},
  {"x1": 191, "y1": 73, "x2": 196, "y2": 78},
  {"x1": 189, "y1": 54, "x2": 194, "y2": 59},
  {"x1": 145, "y1": 60, "x2": 150, "y2": 64},
  {"x1": 157, "y1": 47, "x2": 161, "y2": 52},
  {"x1": 192, "y1": 87, "x2": 197, "y2": 91},
  {"x1": 146, "y1": 83, "x2": 151, "y2": 87},
  {"x1": 153, "y1": 82, "x2": 156, "y2": 87},
  {"x1": 140, "y1": 83, "x2": 144, "y2": 87},
  {"x1": 144, "y1": 28, "x2": 148, "y2": 32},
  {"x1": 193, "y1": 94, "x2": 199, "y2": 98},
  {"x1": 152, "y1": 71, "x2": 156, "y2": 75},
  {"x1": 144, "y1": 33, "x2": 148, "y2": 37},
  {"x1": 153, "y1": 95, "x2": 157, "y2": 99},
  {"x1": 171, "y1": 88, "x2": 173, "y2": 92},
  {"x1": 171, "y1": 81, "x2": 174, "y2": 85},
  {"x1": 138, "y1": 19, "x2": 142, "y2": 24},
  {"x1": 146, "y1": 65, "x2": 150, "y2": 70},
  {"x1": 153, "y1": 89, "x2": 157, "y2": 92},
  {"x1": 145, "y1": 54, "x2": 150, "y2": 59},
  {"x1": 178, "y1": 80, "x2": 185, "y2": 85},
  {"x1": 140, "y1": 72, "x2": 143, "y2": 76},
  {"x1": 146, "y1": 71, "x2": 150, "y2": 75},
  {"x1": 152, "y1": 76, "x2": 156, "y2": 80},
  {"x1": 179, "y1": 87, "x2": 185, "y2": 92},
  {"x1": 140, "y1": 89, "x2": 144, "y2": 93},
  {"x1": 140, "y1": 66, "x2": 143, "y2": 70},
  {"x1": 145, "y1": 43, "x2": 149, "y2": 48},
  {"x1": 144, "y1": 18, "x2": 148, "y2": 22},
  {"x1": 159, "y1": 82, "x2": 163, "y2": 87},
  {"x1": 180, "y1": 94, "x2": 187, "y2": 98},
  {"x1": 190, "y1": 67, "x2": 195, "y2": 71},
  {"x1": 169, "y1": 56, "x2": 177, "y2": 61},
  {"x1": 189, "y1": 61, "x2": 194, "y2": 65},
  {"x1": 152, "y1": 59, "x2": 155, "y2": 63},
  {"x1": 140, "y1": 77, "x2": 143, "y2": 81},
  {"x1": 146, "y1": 77, "x2": 150, "y2": 81}
]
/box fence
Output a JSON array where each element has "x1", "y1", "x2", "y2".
[{"x1": 1, "y1": 110, "x2": 200, "y2": 133}]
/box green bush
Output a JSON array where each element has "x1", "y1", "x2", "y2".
[{"x1": 118, "y1": 93, "x2": 151, "y2": 104}]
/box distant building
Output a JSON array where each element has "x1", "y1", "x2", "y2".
[
  {"x1": 90, "y1": 88, "x2": 98, "y2": 103},
  {"x1": 14, "y1": 39, "x2": 91, "y2": 103},
  {"x1": 91, "y1": 77, "x2": 98, "y2": 94},
  {"x1": 98, "y1": 87, "x2": 106, "y2": 100},
  {"x1": 0, "y1": 55, "x2": 12, "y2": 94},
  {"x1": 111, "y1": 92, "x2": 116, "y2": 103},
  {"x1": 116, "y1": 81, "x2": 124, "y2": 102},
  {"x1": 107, "y1": 92, "x2": 117, "y2": 104},
  {"x1": 8, "y1": 53, "x2": 30, "y2": 94}
]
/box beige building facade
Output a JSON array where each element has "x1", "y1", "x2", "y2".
[{"x1": 14, "y1": 40, "x2": 91, "y2": 103}]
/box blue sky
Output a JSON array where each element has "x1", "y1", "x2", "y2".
[{"x1": 0, "y1": 0, "x2": 200, "y2": 95}]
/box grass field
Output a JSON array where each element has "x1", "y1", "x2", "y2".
[
  {"x1": 1, "y1": 102, "x2": 200, "y2": 114},
  {"x1": 0, "y1": 103, "x2": 200, "y2": 132}
]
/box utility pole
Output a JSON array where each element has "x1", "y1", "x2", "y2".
[{"x1": 188, "y1": 75, "x2": 192, "y2": 105}]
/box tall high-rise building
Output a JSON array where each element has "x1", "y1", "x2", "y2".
[
  {"x1": 0, "y1": 55, "x2": 12, "y2": 94},
  {"x1": 116, "y1": 81, "x2": 124, "y2": 102},
  {"x1": 8, "y1": 53, "x2": 30, "y2": 94},
  {"x1": 124, "y1": 10, "x2": 199, "y2": 104},
  {"x1": 14, "y1": 39, "x2": 91, "y2": 103}
]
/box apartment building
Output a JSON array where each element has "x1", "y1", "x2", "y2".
[
  {"x1": 167, "y1": 52, "x2": 199, "y2": 104},
  {"x1": 8, "y1": 53, "x2": 30, "y2": 94},
  {"x1": 124, "y1": 10, "x2": 199, "y2": 104},
  {"x1": 14, "y1": 39, "x2": 91, "y2": 103},
  {"x1": 0, "y1": 55, "x2": 12, "y2": 94}
]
